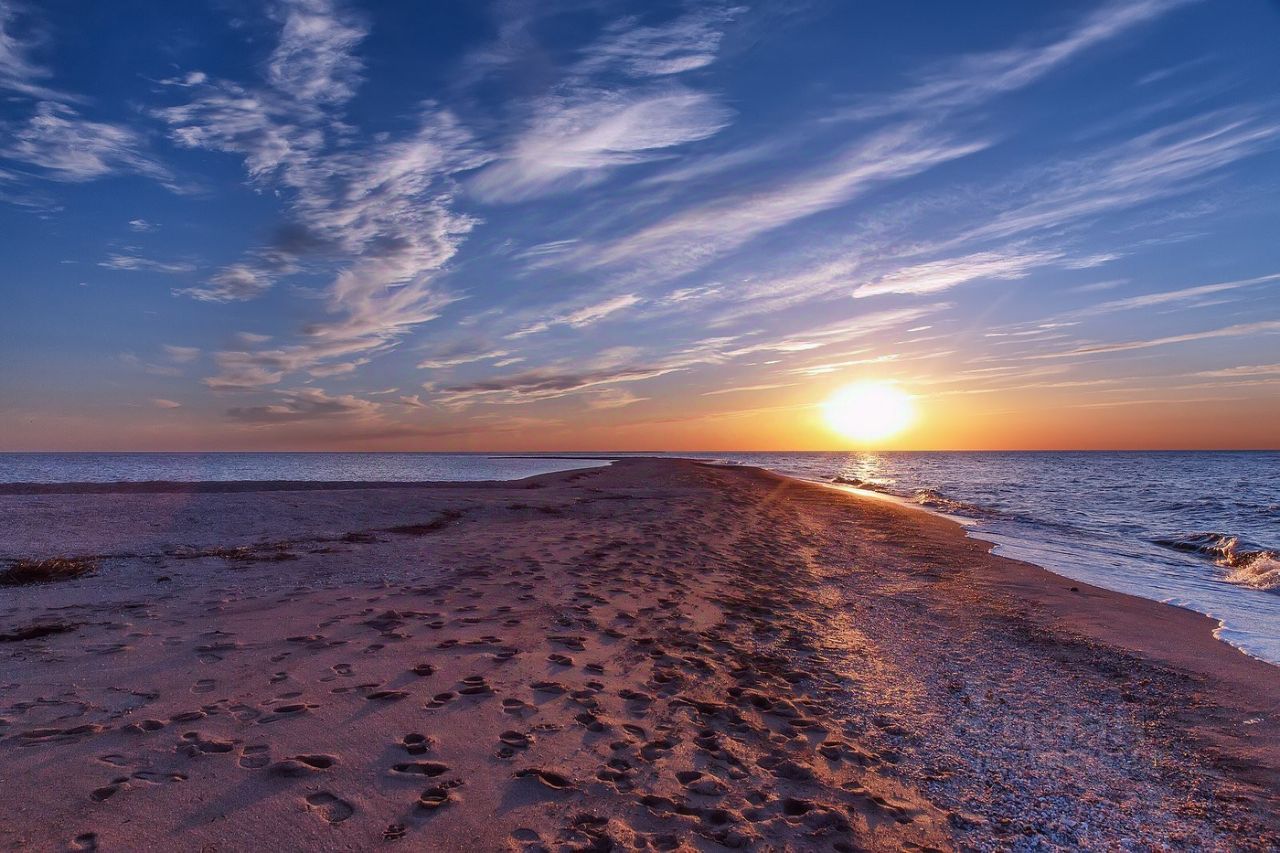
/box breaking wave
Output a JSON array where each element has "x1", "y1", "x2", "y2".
[
  {"x1": 1154, "y1": 532, "x2": 1280, "y2": 591},
  {"x1": 910, "y1": 488, "x2": 989, "y2": 517}
]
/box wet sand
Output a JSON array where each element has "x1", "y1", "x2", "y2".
[{"x1": 0, "y1": 458, "x2": 1277, "y2": 851}]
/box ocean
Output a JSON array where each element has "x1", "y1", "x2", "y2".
[{"x1": 2, "y1": 450, "x2": 1277, "y2": 665}]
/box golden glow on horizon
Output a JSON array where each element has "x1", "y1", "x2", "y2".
[{"x1": 821, "y1": 381, "x2": 916, "y2": 444}]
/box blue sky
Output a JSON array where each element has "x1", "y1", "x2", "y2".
[{"x1": 2, "y1": 0, "x2": 1278, "y2": 450}]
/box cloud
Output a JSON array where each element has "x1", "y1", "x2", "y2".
[
  {"x1": 163, "y1": 345, "x2": 200, "y2": 363},
  {"x1": 99, "y1": 253, "x2": 196, "y2": 274},
  {"x1": 578, "y1": 124, "x2": 988, "y2": 278},
  {"x1": 469, "y1": 7, "x2": 743, "y2": 203},
  {"x1": 3, "y1": 102, "x2": 173, "y2": 184},
  {"x1": 151, "y1": 398, "x2": 182, "y2": 409},
  {"x1": 1034, "y1": 320, "x2": 1280, "y2": 358},
  {"x1": 1062, "y1": 272, "x2": 1280, "y2": 318},
  {"x1": 177, "y1": 264, "x2": 273, "y2": 302},
  {"x1": 0, "y1": 4, "x2": 73, "y2": 100},
  {"x1": 434, "y1": 364, "x2": 682, "y2": 406},
  {"x1": 587, "y1": 389, "x2": 646, "y2": 409},
  {"x1": 511, "y1": 294, "x2": 642, "y2": 338},
  {"x1": 471, "y1": 88, "x2": 731, "y2": 202},
  {"x1": 307, "y1": 359, "x2": 366, "y2": 377},
  {"x1": 128, "y1": 218, "x2": 157, "y2": 232},
  {"x1": 415, "y1": 338, "x2": 510, "y2": 370},
  {"x1": 1190, "y1": 364, "x2": 1280, "y2": 378},
  {"x1": 844, "y1": 0, "x2": 1196, "y2": 120},
  {"x1": 159, "y1": 3, "x2": 494, "y2": 387},
  {"x1": 226, "y1": 387, "x2": 379, "y2": 423},
  {"x1": 702, "y1": 383, "x2": 796, "y2": 396},
  {"x1": 957, "y1": 110, "x2": 1280, "y2": 245},
  {"x1": 852, "y1": 250, "x2": 1064, "y2": 298},
  {"x1": 267, "y1": 0, "x2": 368, "y2": 104},
  {"x1": 576, "y1": 6, "x2": 743, "y2": 78}
]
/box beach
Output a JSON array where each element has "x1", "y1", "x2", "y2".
[{"x1": 1, "y1": 457, "x2": 1277, "y2": 851}]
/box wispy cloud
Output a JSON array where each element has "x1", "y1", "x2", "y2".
[
  {"x1": 3, "y1": 102, "x2": 173, "y2": 184},
  {"x1": 267, "y1": 0, "x2": 367, "y2": 104},
  {"x1": 1034, "y1": 320, "x2": 1280, "y2": 358},
  {"x1": 578, "y1": 124, "x2": 988, "y2": 278},
  {"x1": 226, "y1": 386, "x2": 380, "y2": 423},
  {"x1": 160, "y1": 0, "x2": 493, "y2": 386},
  {"x1": 0, "y1": 3, "x2": 73, "y2": 100},
  {"x1": 163, "y1": 345, "x2": 200, "y2": 363},
  {"x1": 433, "y1": 364, "x2": 682, "y2": 407},
  {"x1": 1062, "y1": 272, "x2": 1279, "y2": 318},
  {"x1": 471, "y1": 88, "x2": 730, "y2": 203},
  {"x1": 99, "y1": 252, "x2": 196, "y2": 274},
  {"x1": 843, "y1": 0, "x2": 1196, "y2": 120},
  {"x1": 469, "y1": 7, "x2": 741, "y2": 203},
  {"x1": 1191, "y1": 363, "x2": 1280, "y2": 379},
  {"x1": 510, "y1": 294, "x2": 642, "y2": 338},
  {"x1": 416, "y1": 339, "x2": 511, "y2": 370},
  {"x1": 177, "y1": 264, "x2": 273, "y2": 302},
  {"x1": 957, "y1": 110, "x2": 1280, "y2": 245},
  {"x1": 852, "y1": 249, "x2": 1064, "y2": 298},
  {"x1": 576, "y1": 6, "x2": 743, "y2": 78}
]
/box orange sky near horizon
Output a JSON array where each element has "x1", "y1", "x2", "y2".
[{"x1": 4, "y1": 380, "x2": 1277, "y2": 452}]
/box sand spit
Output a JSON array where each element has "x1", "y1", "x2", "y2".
[{"x1": 0, "y1": 459, "x2": 1276, "y2": 850}]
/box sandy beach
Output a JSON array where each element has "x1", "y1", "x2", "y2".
[{"x1": 1, "y1": 458, "x2": 1277, "y2": 851}]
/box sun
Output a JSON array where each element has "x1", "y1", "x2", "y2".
[{"x1": 821, "y1": 381, "x2": 916, "y2": 443}]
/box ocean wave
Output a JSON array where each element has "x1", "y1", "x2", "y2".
[
  {"x1": 1225, "y1": 552, "x2": 1280, "y2": 591},
  {"x1": 910, "y1": 488, "x2": 988, "y2": 516},
  {"x1": 1154, "y1": 532, "x2": 1280, "y2": 591},
  {"x1": 828, "y1": 475, "x2": 891, "y2": 493}
]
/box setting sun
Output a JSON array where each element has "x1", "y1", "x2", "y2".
[{"x1": 822, "y1": 381, "x2": 916, "y2": 443}]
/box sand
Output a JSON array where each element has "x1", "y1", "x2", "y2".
[{"x1": 0, "y1": 458, "x2": 1277, "y2": 851}]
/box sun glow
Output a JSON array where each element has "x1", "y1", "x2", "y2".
[{"x1": 821, "y1": 381, "x2": 916, "y2": 444}]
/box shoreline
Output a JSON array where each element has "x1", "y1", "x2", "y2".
[
  {"x1": 730, "y1": 462, "x2": 1280, "y2": 669},
  {"x1": 1, "y1": 458, "x2": 1277, "y2": 848},
  {"x1": 5, "y1": 456, "x2": 1276, "y2": 669}
]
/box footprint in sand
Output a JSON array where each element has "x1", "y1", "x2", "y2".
[
  {"x1": 257, "y1": 703, "x2": 313, "y2": 724},
  {"x1": 304, "y1": 792, "x2": 353, "y2": 824},
  {"x1": 122, "y1": 719, "x2": 166, "y2": 734},
  {"x1": 270, "y1": 754, "x2": 337, "y2": 776},
  {"x1": 191, "y1": 678, "x2": 216, "y2": 695},
  {"x1": 399, "y1": 733, "x2": 432, "y2": 755},
  {"x1": 416, "y1": 782, "x2": 459, "y2": 810},
  {"x1": 90, "y1": 782, "x2": 124, "y2": 802},
  {"x1": 178, "y1": 732, "x2": 235, "y2": 756},
  {"x1": 424, "y1": 692, "x2": 455, "y2": 709},
  {"x1": 69, "y1": 832, "x2": 99, "y2": 851},
  {"x1": 457, "y1": 676, "x2": 493, "y2": 696},
  {"x1": 513, "y1": 768, "x2": 574, "y2": 791},
  {"x1": 391, "y1": 761, "x2": 449, "y2": 777},
  {"x1": 238, "y1": 744, "x2": 270, "y2": 769}
]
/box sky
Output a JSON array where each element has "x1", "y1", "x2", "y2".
[{"x1": 1, "y1": 0, "x2": 1278, "y2": 451}]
